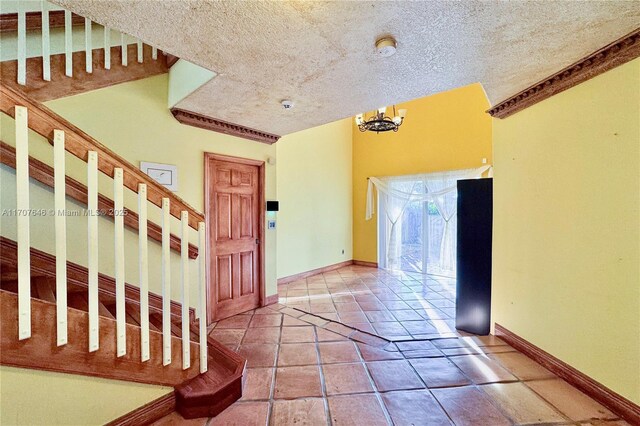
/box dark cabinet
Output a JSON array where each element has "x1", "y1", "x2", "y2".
[{"x1": 455, "y1": 178, "x2": 493, "y2": 335}]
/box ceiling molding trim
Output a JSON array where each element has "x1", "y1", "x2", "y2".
[
  {"x1": 488, "y1": 27, "x2": 640, "y2": 119},
  {"x1": 0, "y1": 11, "x2": 84, "y2": 33},
  {"x1": 170, "y1": 108, "x2": 281, "y2": 144}
]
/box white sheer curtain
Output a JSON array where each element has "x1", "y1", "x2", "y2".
[
  {"x1": 382, "y1": 180, "x2": 420, "y2": 268},
  {"x1": 367, "y1": 166, "x2": 491, "y2": 274}
]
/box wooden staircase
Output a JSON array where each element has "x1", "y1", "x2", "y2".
[
  {"x1": 0, "y1": 1, "x2": 250, "y2": 414},
  {"x1": 0, "y1": 76, "x2": 247, "y2": 420},
  {"x1": 0, "y1": 236, "x2": 245, "y2": 419}
]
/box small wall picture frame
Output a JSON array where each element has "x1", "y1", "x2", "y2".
[{"x1": 140, "y1": 161, "x2": 178, "y2": 191}]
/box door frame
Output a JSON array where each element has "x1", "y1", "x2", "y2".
[{"x1": 203, "y1": 152, "x2": 266, "y2": 325}]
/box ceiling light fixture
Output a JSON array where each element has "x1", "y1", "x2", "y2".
[{"x1": 355, "y1": 105, "x2": 407, "y2": 133}]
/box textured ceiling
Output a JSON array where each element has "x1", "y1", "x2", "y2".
[{"x1": 51, "y1": 1, "x2": 640, "y2": 136}]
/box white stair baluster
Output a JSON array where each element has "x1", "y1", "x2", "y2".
[
  {"x1": 53, "y1": 130, "x2": 67, "y2": 346},
  {"x1": 87, "y1": 151, "x2": 99, "y2": 352},
  {"x1": 198, "y1": 222, "x2": 207, "y2": 373},
  {"x1": 162, "y1": 198, "x2": 171, "y2": 365},
  {"x1": 181, "y1": 212, "x2": 190, "y2": 370},
  {"x1": 137, "y1": 40, "x2": 143, "y2": 63},
  {"x1": 85, "y1": 18, "x2": 92, "y2": 73},
  {"x1": 138, "y1": 184, "x2": 150, "y2": 362},
  {"x1": 104, "y1": 27, "x2": 111, "y2": 70},
  {"x1": 114, "y1": 168, "x2": 125, "y2": 356},
  {"x1": 152, "y1": 47, "x2": 158, "y2": 61},
  {"x1": 17, "y1": 8, "x2": 26, "y2": 85},
  {"x1": 41, "y1": 1, "x2": 51, "y2": 81},
  {"x1": 64, "y1": 10, "x2": 72, "y2": 77},
  {"x1": 15, "y1": 106, "x2": 30, "y2": 340},
  {"x1": 121, "y1": 33, "x2": 128, "y2": 66}
]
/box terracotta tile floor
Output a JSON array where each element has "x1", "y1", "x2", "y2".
[
  {"x1": 153, "y1": 267, "x2": 628, "y2": 425},
  {"x1": 279, "y1": 266, "x2": 459, "y2": 341}
]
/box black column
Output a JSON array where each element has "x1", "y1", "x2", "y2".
[{"x1": 455, "y1": 178, "x2": 493, "y2": 335}]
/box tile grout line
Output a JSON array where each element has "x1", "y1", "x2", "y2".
[
  {"x1": 313, "y1": 325, "x2": 334, "y2": 426},
  {"x1": 257, "y1": 310, "x2": 278, "y2": 426},
  {"x1": 280, "y1": 268, "x2": 599, "y2": 426},
  {"x1": 281, "y1": 268, "x2": 459, "y2": 341},
  {"x1": 353, "y1": 340, "x2": 395, "y2": 425}
]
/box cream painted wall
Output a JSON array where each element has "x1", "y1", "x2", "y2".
[
  {"x1": 276, "y1": 118, "x2": 353, "y2": 279},
  {"x1": 0, "y1": 366, "x2": 171, "y2": 425},
  {"x1": 492, "y1": 58, "x2": 640, "y2": 403},
  {"x1": 168, "y1": 60, "x2": 216, "y2": 108},
  {"x1": 352, "y1": 83, "x2": 493, "y2": 263}
]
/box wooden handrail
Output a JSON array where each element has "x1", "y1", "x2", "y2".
[
  {"x1": 0, "y1": 11, "x2": 84, "y2": 33},
  {"x1": 0, "y1": 84, "x2": 204, "y2": 229},
  {"x1": 0, "y1": 141, "x2": 198, "y2": 259}
]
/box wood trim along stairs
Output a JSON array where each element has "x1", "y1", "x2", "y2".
[
  {"x1": 109, "y1": 328, "x2": 247, "y2": 423},
  {"x1": 106, "y1": 392, "x2": 176, "y2": 426},
  {"x1": 0, "y1": 11, "x2": 84, "y2": 33},
  {"x1": 495, "y1": 323, "x2": 640, "y2": 425},
  {"x1": 0, "y1": 84, "x2": 204, "y2": 229},
  {"x1": 488, "y1": 28, "x2": 640, "y2": 119},
  {"x1": 0, "y1": 44, "x2": 168, "y2": 102},
  {"x1": 0, "y1": 289, "x2": 200, "y2": 386},
  {"x1": 0, "y1": 141, "x2": 198, "y2": 259},
  {"x1": 0, "y1": 235, "x2": 246, "y2": 416},
  {"x1": 0, "y1": 236, "x2": 193, "y2": 320},
  {"x1": 175, "y1": 322, "x2": 246, "y2": 419}
]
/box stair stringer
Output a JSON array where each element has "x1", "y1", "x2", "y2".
[{"x1": 0, "y1": 290, "x2": 200, "y2": 386}]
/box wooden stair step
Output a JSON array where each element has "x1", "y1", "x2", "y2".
[
  {"x1": 0, "y1": 237, "x2": 196, "y2": 323},
  {"x1": 173, "y1": 319, "x2": 200, "y2": 343},
  {"x1": 124, "y1": 303, "x2": 141, "y2": 327},
  {"x1": 67, "y1": 292, "x2": 89, "y2": 311},
  {"x1": 99, "y1": 301, "x2": 115, "y2": 319},
  {"x1": 149, "y1": 313, "x2": 163, "y2": 331},
  {"x1": 0, "y1": 268, "x2": 184, "y2": 330},
  {"x1": 174, "y1": 340, "x2": 245, "y2": 419},
  {"x1": 0, "y1": 289, "x2": 201, "y2": 387},
  {"x1": 0, "y1": 278, "x2": 18, "y2": 293},
  {"x1": 33, "y1": 276, "x2": 56, "y2": 303}
]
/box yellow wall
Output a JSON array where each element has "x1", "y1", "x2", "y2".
[
  {"x1": 492, "y1": 58, "x2": 640, "y2": 403},
  {"x1": 0, "y1": 366, "x2": 171, "y2": 425},
  {"x1": 352, "y1": 83, "x2": 493, "y2": 262},
  {"x1": 276, "y1": 119, "x2": 353, "y2": 278}
]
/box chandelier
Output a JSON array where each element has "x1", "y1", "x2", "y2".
[{"x1": 355, "y1": 105, "x2": 407, "y2": 133}]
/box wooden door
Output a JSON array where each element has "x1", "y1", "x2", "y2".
[{"x1": 205, "y1": 154, "x2": 263, "y2": 321}]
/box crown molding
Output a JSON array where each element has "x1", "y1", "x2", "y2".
[
  {"x1": 488, "y1": 28, "x2": 640, "y2": 119},
  {"x1": 171, "y1": 108, "x2": 281, "y2": 144}
]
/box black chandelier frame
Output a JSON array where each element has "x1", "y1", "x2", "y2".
[{"x1": 357, "y1": 105, "x2": 404, "y2": 133}]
